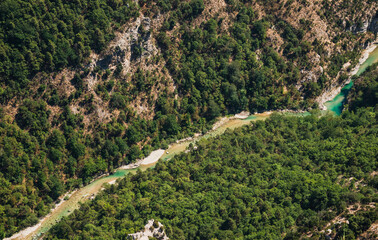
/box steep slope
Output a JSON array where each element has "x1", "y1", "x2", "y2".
[
  {"x1": 45, "y1": 110, "x2": 378, "y2": 239},
  {"x1": 346, "y1": 63, "x2": 378, "y2": 111},
  {"x1": 0, "y1": 0, "x2": 377, "y2": 238}
]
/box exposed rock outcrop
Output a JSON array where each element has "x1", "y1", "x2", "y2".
[
  {"x1": 368, "y1": 14, "x2": 378, "y2": 33},
  {"x1": 316, "y1": 40, "x2": 378, "y2": 110},
  {"x1": 349, "y1": 12, "x2": 378, "y2": 33},
  {"x1": 128, "y1": 219, "x2": 169, "y2": 240}
]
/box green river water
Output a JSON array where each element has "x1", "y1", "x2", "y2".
[
  {"x1": 324, "y1": 45, "x2": 378, "y2": 115},
  {"x1": 10, "y1": 45, "x2": 378, "y2": 240},
  {"x1": 14, "y1": 113, "x2": 270, "y2": 240}
]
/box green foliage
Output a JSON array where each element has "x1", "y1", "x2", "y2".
[
  {"x1": 0, "y1": 122, "x2": 60, "y2": 235},
  {"x1": 47, "y1": 130, "x2": 66, "y2": 149},
  {"x1": 163, "y1": 115, "x2": 181, "y2": 136},
  {"x1": 0, "y1": 0, "x2": 139, "y2": 100},
  {"x1": 110, "y1": 92, "x2": 126, "y2": 109},
  {"x1": 347, "y1": 64, "x2": 378, "y2": 111},
  {"x1": 154, "y1": 4, "x2": 310, "y2": 116},
  {"x1": 333, "y1": 208, "x2": 377, "y2": 239},
  {"x1": 15, "y1": 99, "x2": 50, "y2": 140},
  {"x1": 0, "y1": 0, "x2": 375, "y2": 238},
  {"x1": 45, "y1": 109, "x2": 377, "y2": 239}
]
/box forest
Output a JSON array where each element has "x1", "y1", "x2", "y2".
[
  {"x1": 0, "y1": 0, "x2": 377, "y2": 238},
  {"x1": 347, "y1": 63, "x2": 378, "y2": 111},
  {"x1": 45, "y1": 106, "x2": 378, "y2": 239},
  {"x1": 0, "y1": 0, "x2": 139, "y2": 100}
]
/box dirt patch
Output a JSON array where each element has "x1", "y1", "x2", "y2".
[
  {"x1": 192, "y1": 0, "x2": 227, "y2": 28},
  {"x1": 267, "y1": 27, "x2": 285, "y2": 53},
  {"x1": 305, "y1": 202, "x2": 376, "y2": 238}
]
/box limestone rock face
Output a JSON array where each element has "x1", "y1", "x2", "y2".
[
  {"x1": 128, "y1": 219, "x2": 169, "y2": 240},
  {"x1": 349, "y1": 13, "x2": 378, "y2": 33},
  {"x1": 367, "y1": 14, "x2": 378, "y2": 33}
]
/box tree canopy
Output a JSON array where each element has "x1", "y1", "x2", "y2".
[{"x1": 46, "y1": 108, "x2": 377, "y2": 239}]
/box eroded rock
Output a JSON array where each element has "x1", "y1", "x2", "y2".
[{"x1": 128, "y1": 219, "x2": 169, "y2": 240}]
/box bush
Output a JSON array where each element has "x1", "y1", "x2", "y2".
[{"x1": 110, "y1": 92, "x2": 126, "y2": 109}]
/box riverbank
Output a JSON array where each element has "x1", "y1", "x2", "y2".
[
  {"x1": 317, "y1": 40, "x2": 378, "y2": 110},
  {"x1": 117, "y1": 149, "x2": 165, "y2": 169},
  {"x1": 6, "y1": 111, "x2": 272, "y2": 240},
  {"x1": 4, "y1": 190, "x2": 77, "y2": 240},
  {"x1": 140, "y1": 149, "x2": 165, "y2": 166},
  {"x1": 8, "y1": 41, "x2": 378, "y2": 239},
  {"x1": 323, "y1": 42, "x2": 378, "y2": 115}
]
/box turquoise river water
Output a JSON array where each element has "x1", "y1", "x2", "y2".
[{"x1": 324, "y1": 45, "x2": 378, "y2": 115}]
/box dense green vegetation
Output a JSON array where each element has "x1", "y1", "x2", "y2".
[
  {"x1": 0, "y1": 0, "x2": 139, "y2": 100},
  {"x1": 347, "y1": 64, "x2": 378, "y2": 111},
  {"x1": 45, "y1": 107, "x2": 377, "y2": 239},
  {"x1": 0, "y1": 97, "x2": 194, "y2": 237},
  {"x1": 153, "y1": 2, "x2": 308, "y2": 114},
  {"x1": 0, "y1": 0, "x2": 376, "y2": 238},
  {"x1": 0, "y1": 104, "x2": 83, "y2": 237}
]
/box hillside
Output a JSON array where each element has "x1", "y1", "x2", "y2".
[
  {"x1": 0, "y1": 0, "x2": 377, "y2": 238},
  {"x1": 346, "y1": 63, "x2": 378, "y2": 111},
  {"x1": 45, "y1": 109, "x2": 377, "y2": 239}
]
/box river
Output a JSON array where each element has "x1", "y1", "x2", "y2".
[
  {"x1": 7, "y1": 45, "x2": 378, "y2": 240},
  {"x1": 6, "y1": 113, "x2": 271, "y2": 240},
  {"x1": 324, "y1": 44, "x2": 378, "y2": 115}
]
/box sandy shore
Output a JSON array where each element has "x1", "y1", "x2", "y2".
[
  {"x1": 254, "y1": 111, "x2": 272, "y2": 117},
  {"x1": 118, "y1": 160, "x2": 143, "y2": 169},
  {"x1": 4, "y1": 222, "x2": 42, "y2": 240},
  {"x1": 140, "y1": 149, "x2": 165, "y2": 166},
  {"x1": 118, "y1": 149, "x2": 166, "y2": 169},
  {"x1": 234, "y1": 111, "x2": 250, "y2": 119}
]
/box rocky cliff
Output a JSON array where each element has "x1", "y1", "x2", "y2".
[{"x1": 349, "y1": 12, "x2": 378, "y2": 33}]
